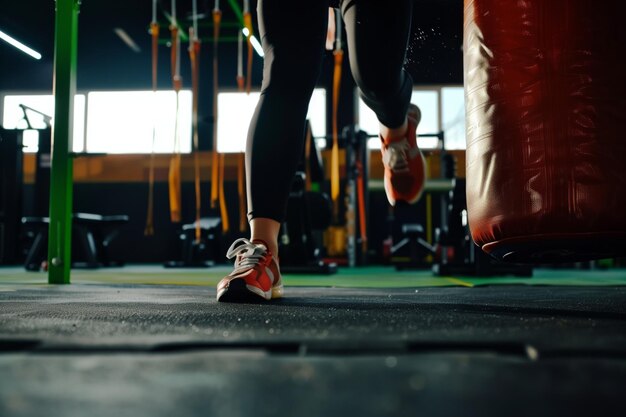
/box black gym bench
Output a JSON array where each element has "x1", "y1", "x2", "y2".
[{"x1": 21, "y1": 213, "x2": 129, "y2": 271}]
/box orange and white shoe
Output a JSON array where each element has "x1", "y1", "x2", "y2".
[
  {"x1": 216, "y1": 238, "x2": 284, "y2": 302},
  {"x1": 380, "y1": 104, "x2": 426, "y2": 206}
]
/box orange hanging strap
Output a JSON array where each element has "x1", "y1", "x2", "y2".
[
  {"x1": 168, "y1": 154, "x2": 182, "y2": 223},
  {"x1": 189, "y1": 26, "x2": 202, "y2": 242},
  {"x1": 243, "y1": 0, "x2": 253, "y2": 94},
  {"x1": 236, "y1": 30, "x2": 246, "y2": 232},
  {"x1": 210, "y1": 7, "x2": 222, "y2": 209},
  {"x1": 168, "y1": 12, "x2": 183, "y2": 223},
  {"x1": 356, "y1": 157, "x2": 367, "y2": 254},
  {"x1": 304, "y1": 121, "x2": 312, "y2": 192},
  {"x1": 218, "y1": 153, "x2": 230, "y2": 232},
  {"x1": 237, "y1": 153, "x2": 246, "y2": 231},
  {"x1": 145, "y1": 14, "x2": 160, "y2": 236},
  {"x1": 330, "y1": 11, "x2": 343, "y2": 222},
  {"x1": 236, "y1": 31, "x2": 245, "y2": 92},
  {"x1": 212, "y1": 4, "x2": 229, "y2": 233}
]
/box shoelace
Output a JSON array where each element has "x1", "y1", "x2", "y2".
[
  {"x1": 382, "y1": 139, "x2": 411, "y2": 173},
  {"x1": 226, "y1": 238, "x2": 269, "y2": 275}
]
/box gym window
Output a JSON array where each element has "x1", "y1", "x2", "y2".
[
  {"x1": 216, "y1": 88, "x2": 327, "y2": 153},
  {"x1": 358, "y1": 85, "x2": 466, "y2": 150},
  {"x1": 85, "y1": 90, "x2": 192, "y2": 154},
  {"x1": 1, "y1": 94, "x2": 86, "y2": 153},
  {"x1": 441, "y1": 86, "x2": 466, "y2": 150},
  {"x1": 1, "y1": 90, "x2": 192, "y2": 154}
]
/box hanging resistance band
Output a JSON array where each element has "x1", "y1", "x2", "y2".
[
  {"x1": 145, "y1": 0, "x2": 159, "y2": 236},
  {"x1": 237, "y1": 31, "x2": 245, "y2": 91},
  {"x1": 304, "y1": 121, "x2": 312, "y2": 192},
  {"x1": 210, "y1": 1, "x2": 221, "y2": 210},
  {"x1": 168, "y1": 0, "x2": 183, "y2": 223},
  {"x1": 189, "y1": 0, "x2": 202, "y2": 242},
  {"x1": 243, "y1": 0, "x2": 253, "y2": 94},
  {"x1": 356, "y1": 147, "x2": 367, "y2": 255},
  {"x1": 211, "y1": 1, "x2": 230, "y2": 232},
  {"x1": 323, "y1": 8, "x2": 346, "y2": 258},
  {"x1": 330, "y1": 9, "x2": 343, "y2": 222},
  {"x1": 235, "y1": 30, "x2": 246, "y2": 232}
]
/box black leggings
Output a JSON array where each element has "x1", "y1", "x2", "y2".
[{"x1": 246, "y1": 0, "x2": 414, "y2": 222}]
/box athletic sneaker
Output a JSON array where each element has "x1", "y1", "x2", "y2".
[
  {"x1": 380, "y1": 104, "x2": 426, "y2": 206},
  {"x1": 216, "y1": 238, "x2": 284, "y2": 302}
]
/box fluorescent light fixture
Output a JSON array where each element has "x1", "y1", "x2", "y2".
[
  {"x1": 0, "y1": 29, "x2": 42, "y2": 60},
  {"x1": 113, "y1": 28, "x2": 141, "y2": 53},
  {"x1": 242, "y1": 28, "x2": 264, "y2": 57}
]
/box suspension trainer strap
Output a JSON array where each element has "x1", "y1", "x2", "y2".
[
  {"x1": 305, "y1": 121, "x2": 312, "y2": 192},
  {"x1": 210, "y1": 4, "x2": 221, "y2": 209},
  {"x1": 213, "y1": 3, "x2": 229, "y2": 232},
  {"x1": 145, "y1": 0, "x2": 160, "y2": 236},
  {"x1": 243, "y1": 0, "x2": 253, "y2": 94},
  {"x1": 330, "y1": 9, "x2": 343, "y2": 222},
  {"x1": 189, "y1": 7, "x2": 202, "y2": 241},
  {"x1": 356, "y1": 156, "x2": 367, "y2": 255},
  {"x1": 168, "y1": 1, "x2": 183, "y2": 223},
  {"x1": 218, "y1": 153, "x2": 230, "y2": 232},
  {"x1": 236, "y1": 30, "x2": 247, "y2": 231}
]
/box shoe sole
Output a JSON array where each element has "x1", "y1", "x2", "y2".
[
  {"x1": 384, "y1": 148, "x2": 427, "y2": 206},
  {"x1": 217, "y1": 278, "x2": 284, "y2": 303},
  {"x1": 384, "y1": 104, "x2": 425, "y2": 206},
  {"x1": 405, "y1": 152, "x2": 428, "y2": 205}
]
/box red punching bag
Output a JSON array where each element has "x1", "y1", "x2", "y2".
[{"x1": 464, "y1": 0, "x2": 626, "y2": 262}]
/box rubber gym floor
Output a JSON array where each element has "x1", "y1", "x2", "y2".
[{"x1": 1, "y1": 266, "x2": 626, "y2": 417}]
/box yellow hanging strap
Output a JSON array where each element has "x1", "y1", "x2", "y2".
[
  {"x1": 330, "y1": 10, "x2": 343, "y2": 222},
  {"x1": 304, "y1": 121, "x2": 312, "y2": 192},
  {"x1": 324, "y1": 8, "x2": 345, "y2": 258},
  {"x1": 210, "y1": 6, "x2": 221, "y2": 210},
  {"x1": 218, "y1": 153, "x2": 229, "y2": 232},
  {"x1": 236, "y1": 30, "x2": 247, "y2": 232},
  {"x1": 211, "y1": 4, "x2": 229, "y2": 233},
  {"x1": 236, "y1": 31, "x2": 245, "y2": 92},
  {"x1": 168, "y1": 9, "x2": 183, "y2": 223},
  {"x1": 145, "y1": 7, "x2": 160, "y2": 236},
  {"x1": 243, "y1": 0, "x2": 253, "y2": 94},
  {"x1": 356, "y1": 155, "x2": 367, "y2": 255},
  {"x1": 189, "y1": 26, "x2": 201, "y2": 242},
  {"x1": 237, "y1": 153, "x2": 246, "y2": 231}
]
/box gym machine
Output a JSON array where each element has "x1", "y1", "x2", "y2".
[
  {"x1": 389, "y1": 131, "x2": 446, "y2": 270},
  {"x1": 279, "y1": 122, "x2": 337, "y2": 274},
  {"x1": 0, "y1": 128, "x2": 24, "y2": 265}
]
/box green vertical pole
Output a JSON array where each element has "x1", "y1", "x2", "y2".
[{"x1": 48, "y1": 0, "x2": 80, "y2": 284}]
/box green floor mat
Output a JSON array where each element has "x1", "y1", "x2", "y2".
[{"x1": 0, "y1": 266, "x2": 625, "y2": 288}]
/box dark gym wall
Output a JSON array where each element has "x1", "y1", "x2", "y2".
[
  {"x1": 0, "y1": 0, "x2": 463, "y2": 91},
  {"x1": 2, "y1": 0, "x2": 463, "y2": 264},
  {"x1": 1, "y1": 1, "x2": 462, "y2": 148}
]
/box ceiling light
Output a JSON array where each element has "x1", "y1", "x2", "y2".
[
  {"x1": 113, "y1": 28, "x2": 141, "y2": 53},
  {"x1": 242, "y1": 28, "x2": 263, "y2": 57},
  {"x1": 0, "y1": 29, "x2": 42, "y2": 60}
]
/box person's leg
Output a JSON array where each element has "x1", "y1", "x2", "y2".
[
  {"x1": 249, "y1": 218, "x2": 280, "y2": 256},
  {"x1": 217, "y1": 1, "x2": 329, "y2": 302},
  {"x1": 341, "y1": 0, "x2": 414, "y2": 134},
  {"x1": 341, "y1": 0, "x2": 425, "y2": 205},
  {"x1": 246, "y1": 0, "x2": 330, "y2": 257}
]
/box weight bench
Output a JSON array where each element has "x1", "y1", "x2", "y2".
[{"x1": 22, "y1": 213, "x2": 129, "y2": 271}]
